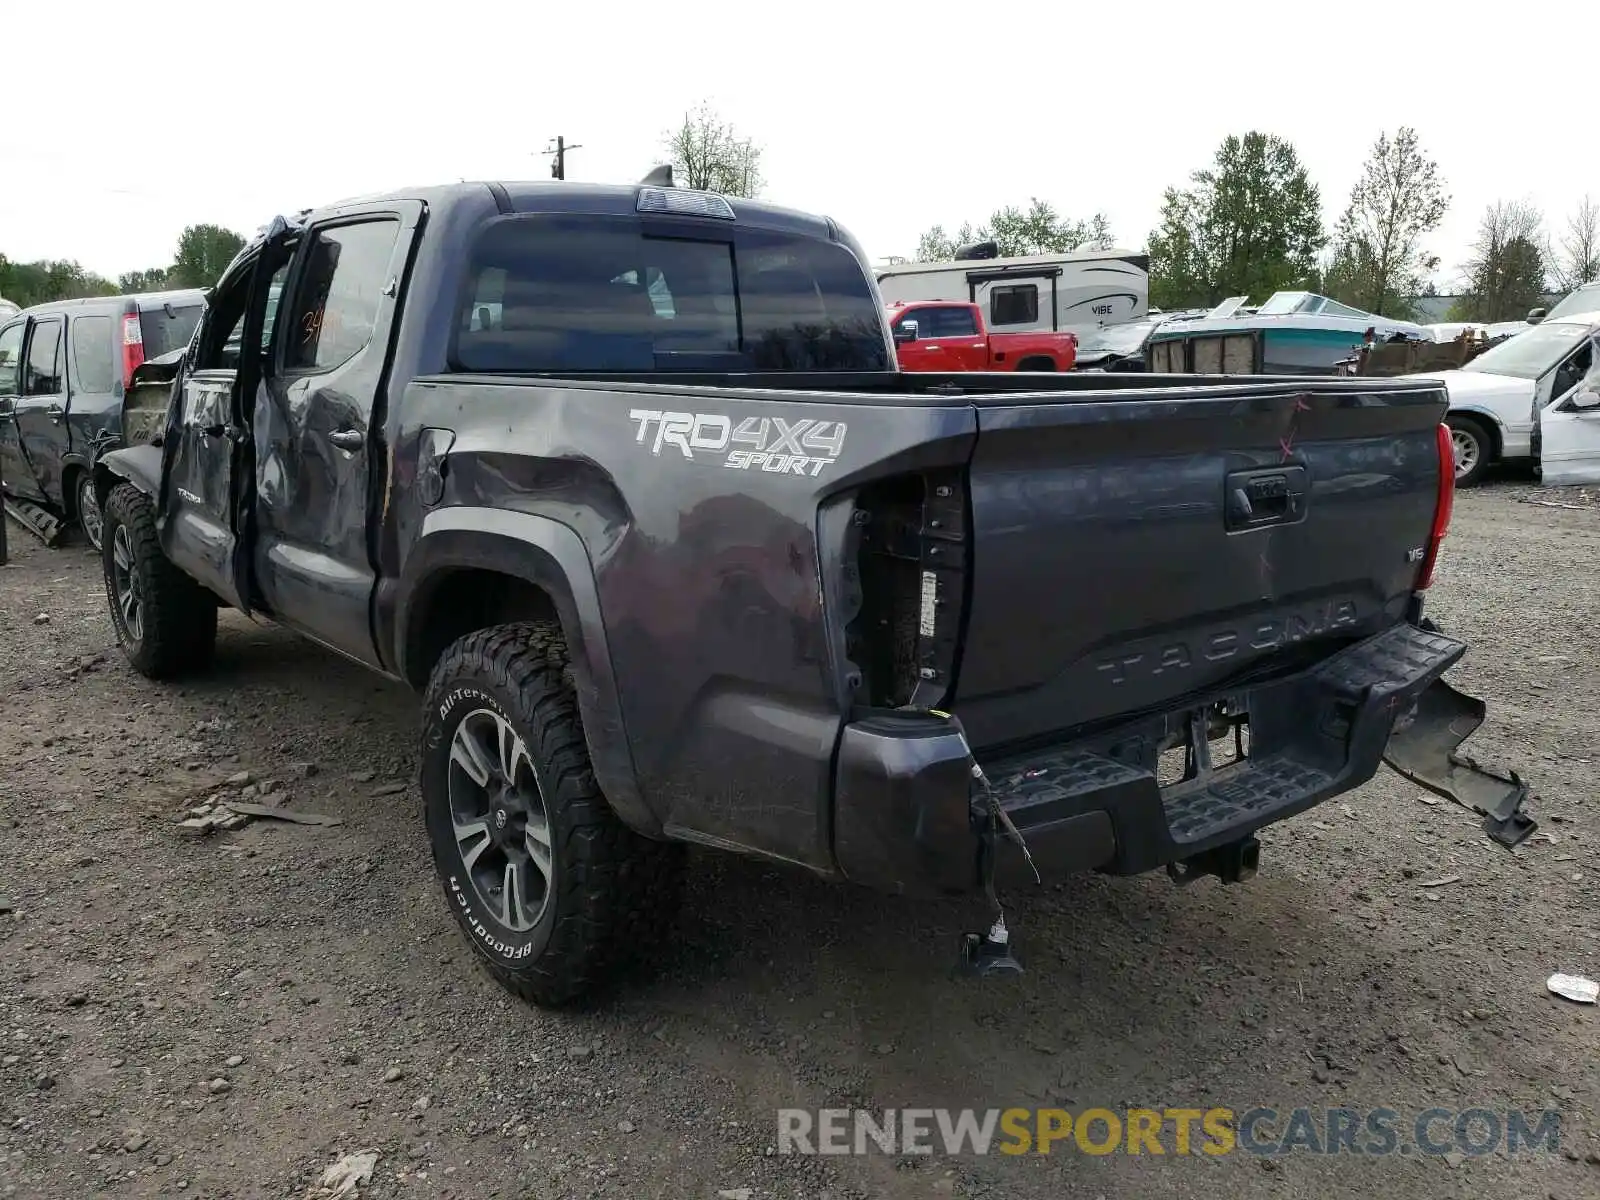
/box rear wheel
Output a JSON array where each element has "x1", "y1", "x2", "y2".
[
  {"x1": 1447, "y1": 415, "x2": 1493, "y2": 488},
  {"x1": 1016, "y1": 357, "x2": 1056, "y2": 372},
  {"x1": 421, "y1": 620, "x2": 683, "y2": 1008},
  {"x1": 101, "y1": 483, "x2": 218, "y2": 678},
  {"x1": 75, "y1": 473, "x2": 103, "y2": 552}
]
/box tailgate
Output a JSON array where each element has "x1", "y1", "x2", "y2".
[{"x1": 951, "y1": 380, "x2": 1449, "y2": 750}]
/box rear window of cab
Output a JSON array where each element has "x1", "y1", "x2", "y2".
[{"x1": 452, "y1": 215, "x2": 889, "y2": 373}]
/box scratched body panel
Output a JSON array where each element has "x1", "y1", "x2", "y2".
[{"x1": 388, "y1": 376, "x2": 976, "y2": 870}]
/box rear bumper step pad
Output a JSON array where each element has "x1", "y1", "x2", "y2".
[{"x1": 832, "y1": 622, "x2": 1531, "y2": 896}]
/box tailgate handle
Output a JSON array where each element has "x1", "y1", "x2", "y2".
[{"x1": 1225, "y1": 466, "x2": 1307, "y2": 531}]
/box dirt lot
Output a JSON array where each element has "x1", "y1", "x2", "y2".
[{"x1": 1, "y1": 485, "x2": 1597, "y2": 1200}]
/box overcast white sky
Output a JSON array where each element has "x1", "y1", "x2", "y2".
[{"x1": 3, "y1": 1, "x2": 1595, "y2": 292}]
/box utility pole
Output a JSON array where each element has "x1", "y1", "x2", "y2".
[{"x1": 542, "y1": 135, "x2": 583, "y2": 181}]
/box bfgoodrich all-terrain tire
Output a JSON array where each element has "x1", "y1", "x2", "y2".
[
  {"x1": 101, "y1": 483, "x2": 218, "y2": 679},
  {"x1": 421, "y1": 621, "x2": 684, "y2": 1008}
]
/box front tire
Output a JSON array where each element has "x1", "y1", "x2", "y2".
[
  {"x1": 421, "y1": 621, "x2": 683, "y2": 1008},
  {"x1": 101, "y1": 483, "x2": 218, "y2": 678},
  {"x1": 1447, "y1": 415, "x2": 1493, "y2": 488}
]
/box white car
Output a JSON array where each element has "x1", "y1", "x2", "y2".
[{"x1": 1408, "y1": 313, "x2": 1599, "y2": 486}]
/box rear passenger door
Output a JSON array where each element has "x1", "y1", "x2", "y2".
[
  {"x1": 0, "y1": 319, "x2": 43, "y2": 500},
  {"x1": 13, "y1": 316, "x2": 67, "y2": 503},
  {"x1": 255, "y1": 206, "x2": 420, "y2": 665}
]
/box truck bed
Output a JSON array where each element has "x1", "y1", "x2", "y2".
[{"x1": 392, "y1": 368, "x2": 1450, "y2": 875}]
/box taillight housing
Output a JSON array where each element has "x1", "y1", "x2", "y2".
[
  {"x1": 122, "y1": 313, "x2": 145, "y2": 387},
  {"x1": 1416, "y1": 422, "x2": 1455, "y2": 590}
]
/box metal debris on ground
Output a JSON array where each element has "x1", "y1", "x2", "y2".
[
  {"x1": 1418, "y1": 875, "x2": 1461, "y2": 888},
  {"x1": 177, "y1": 796, "x2": 342, "y2": 836},
  {"x1": 1546, "y1": 974, "x2": 1598, "y2": 1005},
  {"x1": 311, "y1": 1150, "x2": 379, "y2": 1198},
  {"x1": 222, "y1": 801, "x2": 343, "y2": 826}
]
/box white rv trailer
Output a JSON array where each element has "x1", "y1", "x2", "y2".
[{"x1": 875, "y1": 245, "x2": 1149, "y2": 336}]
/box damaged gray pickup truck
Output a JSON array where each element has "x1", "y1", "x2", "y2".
[{"x1": 93, "y1": 177, "x2": 1534, "y2": 1006}]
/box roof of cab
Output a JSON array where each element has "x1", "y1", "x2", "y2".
[{"x1": 299, "y1": 180, "x2": 838, "y2": 241}]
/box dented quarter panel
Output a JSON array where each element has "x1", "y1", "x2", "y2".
[{"x1": 387, "y1": 374, "x2": 977, "y2": 871}]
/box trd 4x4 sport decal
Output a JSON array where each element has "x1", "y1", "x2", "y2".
[{"x1": 629, "y1": 409, "x2": 848, "y2": 478}]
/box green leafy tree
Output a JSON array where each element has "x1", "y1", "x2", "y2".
[
  {"x1": 913, "y1": 200, "x2": 1114, "y2": 261},
  {"x1": 1146, "y1": 132, "x2": 1325, "y2": 310},
  {"x1": 119, "y1": 267, "x2": 172, "y2": 294},
  {"x1": 0, "y1": 257, "x2": 118, "y2": 307},
  {"x1": 168, "y1": 224, "x2": 246, "y2": 289},
  {"x1": 1449, "y1": 201, "x2": 1548, "y2": 322},
  {"x1": 664, "y1": 103, "x2": 764, "y2": 198},
  {"x1": 1323, "y1": 127, "x2": 1448, "y2": 319}
]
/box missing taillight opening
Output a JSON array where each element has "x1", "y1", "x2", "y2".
[{"x1": 844, "y1": 470, "x2": 968, "y2": 709}]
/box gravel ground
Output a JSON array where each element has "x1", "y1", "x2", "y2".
[{"x1": 1, "y1": 485, "x2": 1596, "y2": 1200}]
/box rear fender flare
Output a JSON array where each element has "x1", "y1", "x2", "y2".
[
  {"x1": 92, "y1": 444, "x2": 164, "y2": 507},
  {"x1": 399, "y1": 508, "x2": 653, "y2": 835}
]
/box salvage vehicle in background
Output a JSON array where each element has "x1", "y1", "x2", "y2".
[
  {"x1": 0, "y1": 289, "x2": 205, "y2": 547},
  {"x1": 1068, "y1": 312, "x2": 1208, "y2": 371},
  {"x1": 1405, "y1": 311, "x2": 1600, "y2": 487},
  {"x1": 876, "y1": 243, "x2": 1149, "y2": 336},
  {"x1": 93, "y1": 174, "x2": 1530, "y2": 1008},
  {"x1": 1528, "y1": 280, "x2": 1600, "y2": 325},
  {"x1": 888, "y1": 300, "x2": 1075, "y2": 371}
]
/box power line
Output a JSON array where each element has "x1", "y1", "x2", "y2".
[{"x1": 540, "y1": 135, "x2": 582, "y2": 181}]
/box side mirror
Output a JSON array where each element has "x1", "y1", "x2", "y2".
[
  {"x1": 893, "y1": 320, "x2": 919, "y2": 344},
  {"x1": 1572, "y1": 387, "x2": 1600, "y2": 410},
  {"x1": 1527, "y1": 307, "x2": 1547, "y2": 324}
]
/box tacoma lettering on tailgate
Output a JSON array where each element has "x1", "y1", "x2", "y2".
[
  {"x1": 1094, "y1": 600, "x2": 1360, "y2": 685},
  {"x1": 629, "y1": 409, "x2": 848, "y2": 477}
]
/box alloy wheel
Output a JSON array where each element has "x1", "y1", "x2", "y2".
[
  {"x1": 110, "y1": 525, "x2": 144, "y2": 642},
  {"x1": 79, "y1": 479, "x2": 104, "y2": 551},
  {"x1": 1451, "y1": 426, "x2": 1480, "y2": 480},
  {"x1": 446, "y1": 708, "x2": 554, "y2": 932}
]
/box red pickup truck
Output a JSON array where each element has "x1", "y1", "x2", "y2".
[{"x1": 888, "y1": 300, "x2": 1077, "y2": 371}]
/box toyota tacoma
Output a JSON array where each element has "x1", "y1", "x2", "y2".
[{"x1": 93, "y1": 174, "x2": 1532, "y2": 1006}]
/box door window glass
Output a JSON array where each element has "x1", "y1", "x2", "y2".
[
  {"x1": 1551, "y1": 339, "x2": 1595, "y2": 400},
  {"x1": 25, "y1": 320, "x2": 63, "y2": 395},
  {"x1": 893, "y1": 308, "x2": 926, "y2": 336},
  {"x1": 283, "y1": 221, "x2": 400, "y2": 372},
  {"x1": 0, "y1": 323, "x2": 22, "y2": 394},
  {"x1": 924, "y1": 306, "x2": 978, "y2": 337},
  {"x1": 71, "y1": 315, "x2": 115, "y2": 394}
]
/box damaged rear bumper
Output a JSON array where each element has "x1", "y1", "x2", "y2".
[
  {"x1": 1381, "y1": 675, "x2": 1535, "y2": 846},
  {"x1": 832, "y1": 621, "x2": 1534, "y2": 897}
]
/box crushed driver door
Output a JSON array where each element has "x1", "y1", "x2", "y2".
[
  {"x1": 1535, "y1": 351, "x2": 1600, "y2": 486},
  {"x1": 159, "y1": 216, "x2": 301, "y2": 611}
]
